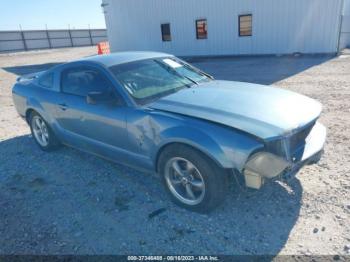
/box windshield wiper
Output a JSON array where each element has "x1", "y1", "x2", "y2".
[
  {"x1": 155, "y1": 60, "x2": 196, "y2": 88},
  {"x1": 180, "y1": 62, "x2": 214, "y2": 80},
  {"x1": 182, "y1": 75, "x2": 199, "y2": 86}
]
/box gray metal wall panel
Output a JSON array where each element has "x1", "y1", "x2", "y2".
[
  {"x1": 25, "y1": 39, "x2": 50, "y2": 49},
  {"x1": 50, "y1": 38, "x2": 72, "y2": 48},
  {"x1": 72, "y1": 37, "x2": 91, "y2": 46},
  {"x1": 92, "y1": 36, "x2": 107, "y2": 44},
  {"x1": 0, "y1": 40, "x2": 24, "y2": 52},
  {"x1": 70, "y1": 30, "x2": 90, "y2": 37},
  {"x1": 23, "y1": 31, "x2": 47, "y2": 40},
  {"x1": 0, "y1": 32, "x2": 22, "y2": 41},
  {"x1": 340, "y1": 0, "x2": 350, "y2": 49},
  {"x1": 48, "y1": 31, "x2": 70, "y2": 38},
  {"x1": 91, "y1": 30, "x2": 107, "y2": 37},
  {"x1": 0, "y1": 29, "x2": 107, "y2": 52},
  {"x1": 103, "y1": 0, "x2": 343, "y2": 55}
]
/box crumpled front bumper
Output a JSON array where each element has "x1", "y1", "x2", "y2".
[
  {"x1": 243, "y1": 122, "x2": 326, "y2": 189},
  {"x1": 298, "y1": 122, "x2": 326, "y2": 162},
  {"x1": 281, "y1": 149, "x2": 323, "y2": 181},
  {"x1": 282, "y1": 122, "x2": 326, "y2": 181}
]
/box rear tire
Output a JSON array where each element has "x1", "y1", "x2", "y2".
[
  {"x1": 29, "y1": 112, "x2": 60, "y2": 151},
  {"x1": 158, "y1": 144, "x2": 228, "y2": 213}
]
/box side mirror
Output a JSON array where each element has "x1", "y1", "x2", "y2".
[{"x1": 86, "y1": 91, "x2": 116, "y2": 105}]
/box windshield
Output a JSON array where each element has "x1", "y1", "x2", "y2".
[{"x1": 109, "y1": 57, "x2": 212, "y2": 105}]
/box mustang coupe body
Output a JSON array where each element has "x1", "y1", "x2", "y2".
[{"x1": 12, "y1": 52, "x2": 326, "y2": 212}]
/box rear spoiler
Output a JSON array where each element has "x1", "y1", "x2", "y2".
[{"x1": 17, "y1": 71, "x2": 45, "y2": 82}]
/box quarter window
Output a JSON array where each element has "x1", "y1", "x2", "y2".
[
  {"x1": 239, "y1": 14, "x2": 252, "y2": 37},
  {"x1": 38, "y1": 72, "x2": 54, "y2": 89},
  {"x1": 61, "y1": 67, "x2": 112, "y2": 97},
  {"x1": 161, "y1": 23, "x2": 171, "y2": 41},
  {"x1": 196, "y1": 19, "x2": 207, "y2": 39}
]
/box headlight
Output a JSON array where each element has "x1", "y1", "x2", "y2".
[
  {"x1": 243, "y1": 152, "x2": 290, "y2": 189},
  {"x1": 245, "y1": 152, "x2": 290, "y2": 178}
]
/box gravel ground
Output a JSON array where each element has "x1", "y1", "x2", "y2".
[{"x1": 0, "y1": 47, "x2": 350, "y2": 256}]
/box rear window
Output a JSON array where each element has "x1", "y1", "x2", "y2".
[{"x1": 38, "y1": 73, "x2": 54, "y2": 89}]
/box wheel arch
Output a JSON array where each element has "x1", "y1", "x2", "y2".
[
  {"x1": 24, "y1": 96, "x2": 47, "y2": 121},
  {"x1": 155, "y1": 141, "x2": 228, "y2": 174},
  {"x1": 25, "y1": 107, "x2": 48, "y2": 124},
  {"x1": 25, "y1": 108, "x2": 58, "y2": 138},
  {"x1": 25, "y1": 108, "x2": 36, "y2": 123},
  {"x1": 151, "y1": 123, "x2": 264, "y2": 174}
]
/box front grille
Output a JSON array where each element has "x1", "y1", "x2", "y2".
[{"x1": 264, "y1": 121, "x2": 316, "y2": 161}]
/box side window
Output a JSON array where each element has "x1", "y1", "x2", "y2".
[
  {"x1": 38, "y1": 72, "x2": 54, "y2": 89},
  {"x1": 61, "y1": 67, "x2": 112, "y2": 97}
]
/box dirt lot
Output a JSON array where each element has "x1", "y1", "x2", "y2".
[{"x1": 0, "y1": 47, "x2": 350, "y2": 256}]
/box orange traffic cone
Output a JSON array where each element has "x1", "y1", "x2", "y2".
[
  {"x1": 97, "y1": 43, "x2": 103, "y2": 55},
  {"x1": 97, "y1": 42, "x2": 110, "y2": 55}
]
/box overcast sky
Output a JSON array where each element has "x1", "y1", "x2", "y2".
[{"x1": 0, "y1": 0, "x2": 106, "y2": 30}]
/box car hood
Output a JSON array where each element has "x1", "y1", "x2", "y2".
[{"x1": 149, "y1": 80, "x2": 322, "y2": 139}]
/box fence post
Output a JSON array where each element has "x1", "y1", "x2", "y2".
[
  {"x1": 45, "y1": 24, "x2": 52, "y2": 49},
  {"x1": 68, "y1": 25, "x2": 74, "y2": 47},
  {"x1": 19, "y1": 25, "x2": 28, "y2": 51},
  {"x1": 88, "y1": 25, "x2": 93, "y2": 46}
]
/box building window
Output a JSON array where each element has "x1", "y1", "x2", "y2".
[
  {"x1": 239, "y1": 14, "x2": 252, "y2": 37},
  {"x1": 196, "y1": 19, "x2": 207, "y2": 39},
  {"x1": 161, "y1": 23, "x2": 171, "y2": 41}
]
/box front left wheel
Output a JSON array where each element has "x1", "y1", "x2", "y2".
[
  {"x1": 158, "y1": 144, "x2": 228, "y2": 213},
  {"x1": 29, "y1": 112, "x2": 60, "y2": 151}
]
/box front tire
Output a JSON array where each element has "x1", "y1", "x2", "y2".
[
  {"x1": 29, "y1": 112, "x2": 60, "y2": 151},
  {"x1": 158, "y1": 144, "x2": 228, "y2": 213}
]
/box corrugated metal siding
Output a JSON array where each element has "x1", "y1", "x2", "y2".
[
  {"x1": 340, "y1": 0, "x2": 350, "y2": 49},
  {"x1": 103, "y1": 0, "x2": 343, "y2": 56}
]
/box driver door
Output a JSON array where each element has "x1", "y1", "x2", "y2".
[{"x1": 55, "y1": 65, "x2": 129, "y2": 154}]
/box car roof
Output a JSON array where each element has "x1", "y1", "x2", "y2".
[{"x1": 78, "y1": 51, "x2": 173, "y2": 67}]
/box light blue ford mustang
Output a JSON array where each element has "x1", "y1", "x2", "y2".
[{"x1": 12, "y1": 52, "x2": 326, "y2": 212}]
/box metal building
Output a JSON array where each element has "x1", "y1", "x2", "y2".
[
  {"x1": 340, "y1": 0, "x2": 350, "y2": 50},
  {"x1": 102, "y1": 0, "x2": 349, "y2": 56}
]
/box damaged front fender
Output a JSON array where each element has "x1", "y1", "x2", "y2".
[
  {"x1": 126, "y1": 109, "x2": 264, "y2": 173},
  {"x1": 148, "y1": 113, "x2": 264, "y2": 171}
]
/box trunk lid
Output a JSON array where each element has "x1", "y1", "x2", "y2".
[{"x1": 17, "y1": 71, "x2": 46, "y2": 83}]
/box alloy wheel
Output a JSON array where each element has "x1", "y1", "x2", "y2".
[
  {"x1": 31, "y1": 115, "x2": 49, "y2": 147},
  {"x1": 164, "y1": 157, "x2": 206, "y2": 205}
]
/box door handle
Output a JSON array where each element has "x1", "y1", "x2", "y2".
[{"x1": 58, "y1": 103, "x2": 68, "y2": 111}]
